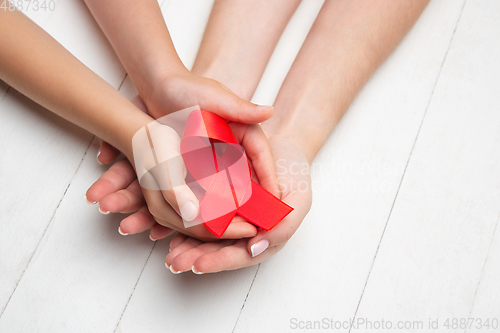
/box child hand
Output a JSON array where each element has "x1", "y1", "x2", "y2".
[
  {"x1": 96, "y1": 72, "x2": 274, "y2": 164},
  {"x1": 88, "y1": 95, "x2": 279, "y2": 241}
]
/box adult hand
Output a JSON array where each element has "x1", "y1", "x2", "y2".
[{"x1": 165, "y1": 135, "x2": 312, "y2": 273}]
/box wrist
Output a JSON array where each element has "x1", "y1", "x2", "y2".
[
  {"x1": 112, "y1": 106, "x2": 154, "y2": 162},
  {"x1": 131, "y1": 53, "x2": 189, "y2": 103},
  {"x1": 191, "y1": 60, "x2": 256, "y2": 101}
]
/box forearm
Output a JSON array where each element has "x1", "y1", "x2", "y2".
[
  {"x1": 0, "y1": 10, "x2": 150, "y2": 158},
  {"x1": 263, "y1": 0, "x2": 430, "y2": 163},
  {"x1": 192, "y1": 0, "x2": 301, "y2": 100},
  {"x1": 84, "y1": 0, "x2": 187, "y2": 99}
]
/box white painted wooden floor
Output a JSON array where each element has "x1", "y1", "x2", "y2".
[{"x1": 1, "y1": 0, "x2": 499, "y2": 332}]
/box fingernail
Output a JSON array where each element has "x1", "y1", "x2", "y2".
[
  {"x1": 149, "y1": 234, "x2": 157, "y2": 242},
  {"x1": 192, "y1": 266, "x2": 204, "y2": 275},
  {"x1": 250, "y1": 239, "x2": 269, "y2": 257},
  {"x1": 98, "y1": 206, "x2": 110, "y2": 215},
  {"x1": 170, "y1": 266, "x2": 182, "y2": 274},
  {"x1": 165, "y1": 262, "x2": 170, "y2": 269},
  {"x1": 255, "y1": 105, "x2": 274, "y2": 113},
  {"x1": 97, "y1": 149, "x2": 103, "y2": 165},
  {"x1": 85, "y1": 196, "x2": 96, "y2": 205},
  {"x1": 118, "y1": 226, "x2": 128, "y2": 236},
  {"x1": 180, "y1": 201, "x2": 198, "y2": 221}
]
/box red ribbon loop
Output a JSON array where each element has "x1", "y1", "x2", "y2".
[{"x1": 180, "y1": 110, "x2": 293, "y2": 237}]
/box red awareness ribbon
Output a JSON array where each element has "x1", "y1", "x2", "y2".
[{"x1": 180, "y1": 110, "x2": 293, "y2": 238}]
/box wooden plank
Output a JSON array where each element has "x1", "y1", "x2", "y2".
[
  {"x1": 251, "y1": 0, "x2": 324, "y2": 105},
  {"x1": 352, "y1": 0, "x2": 500, "y2": 330},
  {"x1": 0, "y1": 141, "x2": 158, "y2": 332},
  {"x1": 0, "y1": 0, "x2": 128, "y2": 319},
  {"x1": 0, "y1": 89, "x2": 92, "y2": 315},
  {"x1": 0, "y1": 0, "x2": 218, "y2": 331},
  {"x1": 114, "y1": 1, "x2": 261, "y2": 332},
  {"x1": 117, "y1": 241, "x2": 260, "y2": 333},
  {"x1": 232, "y1": 1, "x2": 466, "y2": 332},
  {"x1": 467, "y1": 221, "x2": 500, "y2": 333},
  {"x1": 161, "y1": 0, "x2": 215, "y2": 70},
  {"x1": 0, "y1": 76, "x2": 143, "y2": 332}
]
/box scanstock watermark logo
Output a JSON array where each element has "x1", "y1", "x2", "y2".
[{"x1": 132, "y1": 105, "x2": 251, "y2": 229}]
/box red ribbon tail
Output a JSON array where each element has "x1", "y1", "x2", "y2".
[
  {"x1": 204, "y1": 211, "x2": 237, "y2": 238},
  {"x1": 237, "y1": 181, "x2": 294, "y2": 231}
]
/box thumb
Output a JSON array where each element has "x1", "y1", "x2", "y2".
[
  {"x1": 133, "y1": 120, "x2": 200, "y2": 224},
  {"x1": 205, "y1": 81, "x2": 274, "y2": 124}
]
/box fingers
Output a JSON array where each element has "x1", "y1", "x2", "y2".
[
  {"x1": 165, "y1": 237, "x2": 203, "y2": 273},
  {"x1": 150, "y1": 224, "x2": 175, "y2": 241},
  {"x1": 135, "y1": 120, "x2": 200, "y2": 222},
  {"x1": 170, "y1": 239, "x2": 236, "y2": 273},
  {"x1": 86, "y1": 159, "x2": 137, "y2": 204},
  {"x1": 230, "y1": 123, "x2": 280, "y2": 198},
  {"x1": 219, "y1": 217, "x2": 258, "y2": 239},
  {"x1": 169, "y1": 232, "x2": 188, "y2": 250},
  {"x1": 203, "y1": 79, "x2": 274, "y2": 124},
  {"x1": 119, "y1": 206, "x2": 175, "y2": 240},
  {"x1": 193, "y1": 240, "x2": 283, "y2": 273},
  {"x1": 97, "y1": 140, "x2": 121, "y2": 165},
  {"x1": 118, "y1": 206, "x2": 156, "y2": 235},
  {"x1": 247, "y1": 191, "x2": 312, "y2": 258},
  {"x1": 98, "y1": 180, "x2": 145, "y2": 213}
]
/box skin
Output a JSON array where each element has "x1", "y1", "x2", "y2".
[
  {"x1": 83, "y1": 0, "x2": 280, "y2": 242},
  {"x1": 0, "y1": 9, "x2": 275, "y2": 241},
  {"x1": 89, "y1": 0, "x2": 431, "y2": 273}
]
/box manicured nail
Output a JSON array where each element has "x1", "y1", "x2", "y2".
[
  {"x1": 170, "y1": 266, "x2": 182, "y2": 274},
  {"x1": 85, "y1": 196, "x2": 96, "y2": 205},
  {"x1": 165, "y1": 262, "x2": 170, "y2": 269},
  {"x1": 149, "y1": 234, "x2": 157, "y2": 242},
  {"x1": 250, "y1": 239, "x2": 269, "y2": 257},
  {"x1": 180, "y1": 201, "x2": 198, "y2": 221},
  {"x1": 118, "y1": 226, "x2": 128, "y2": 236},
  {"x1": 97, "y1": 149, "x2": 103, "y2": 165},
  {"x1": 255, "y1": 105, "x2": 274, "y2": 113},
  {"x1": 192, "y1": 266, "x2": 204, "y2": 275},
  {"x1": 98, "y1": 206, "x2": 110, "y2": 215}
]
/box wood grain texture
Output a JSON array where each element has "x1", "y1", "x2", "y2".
[
  {"x1": 352, "y1": 0, "x2": 500, "y2": 331},
  {"x1": 0, "y1": 0, "x2": 127, "y2": 320},
  {"x1": 1, "y1": 0, "x2": 499, "y2": 332},
  {"x1": 467, "y1": 220, "x2": 500, "y2": 333},
  {"x1": 233, "y1": 0, "x2": 467, "y2": 332}
]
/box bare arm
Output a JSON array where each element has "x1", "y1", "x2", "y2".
[
  {"x1": 192, "y1": 0, "x2": 302, "y2": 100},
  {"x1": 264, "y1": 0, "x2": 431, "y2": 163},
  {"x1": 0, "y1": 9, "x2": 151, "y2": 158},
  {"x1": 167, "y1": 0, "x2": 432, "y2": 272},
  {"x1": 83, "y1": 0, "x2": 187, "y2": 99}
]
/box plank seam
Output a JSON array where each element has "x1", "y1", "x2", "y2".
[
  {"x1": 113, "y1": 243, "x2": 157, "y2": 333},
  {"x1": 231, "y1": 264, "x2": 261, "y2": 333},
  {"x1": 464, "y1": 212, "x2": 500, "y2": 333},
  {"x1": 347, "y1": 1, "x2": 468, "y2": 331},
  {"x1": 0, "y1": 138, "x2": 94, "y2": 319}
]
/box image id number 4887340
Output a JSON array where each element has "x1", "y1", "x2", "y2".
[{"x1": 1, "y1": 0, "x2": 55, "y2": 11}]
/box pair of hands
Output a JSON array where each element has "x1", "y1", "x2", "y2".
[{"x1": 86, "y1": 71, "x2": 312, "y2": 273}]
